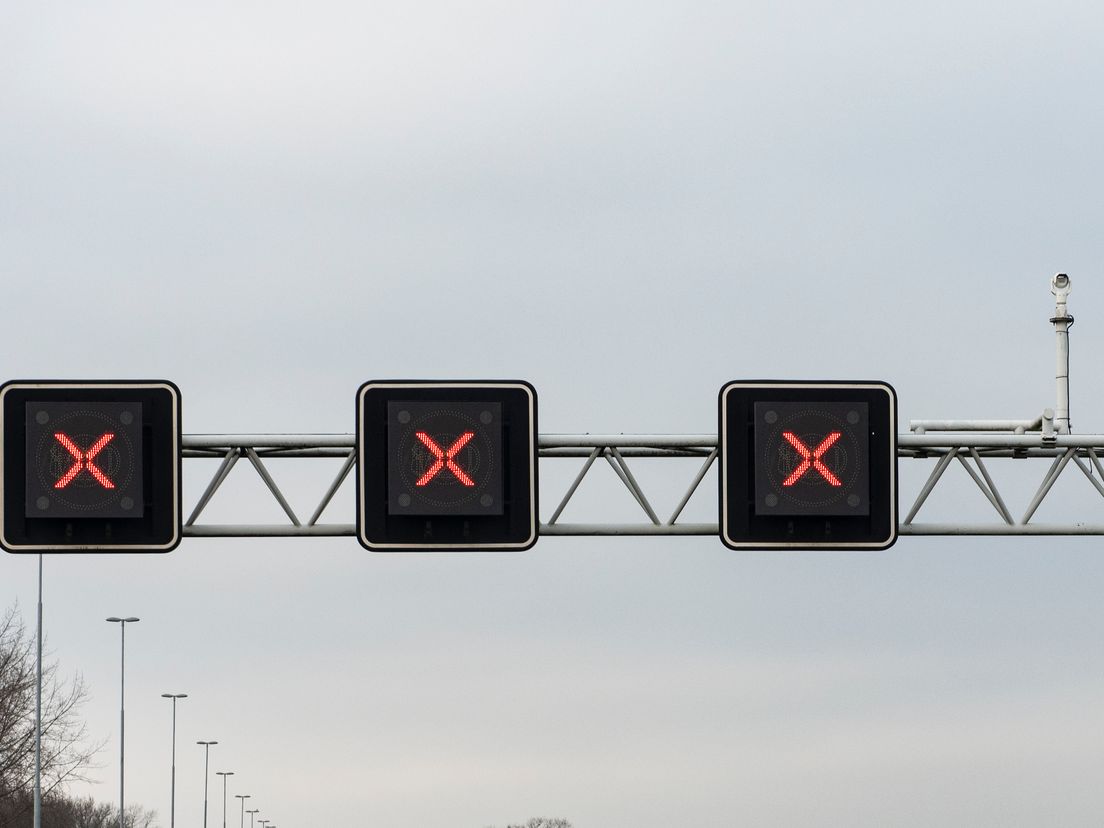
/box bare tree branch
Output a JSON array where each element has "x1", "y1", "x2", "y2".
[{"x1": 0, "y1": 603, "x2": 104, "y2": 823}]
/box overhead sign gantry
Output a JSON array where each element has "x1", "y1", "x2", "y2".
[{"x1": 1, "y1": 275, "x2": 1094, "y2": 550}]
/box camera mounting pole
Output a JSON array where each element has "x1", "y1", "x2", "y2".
[{"x1": 1051, "y1": 273, "x2": 1073, "y2": 435}]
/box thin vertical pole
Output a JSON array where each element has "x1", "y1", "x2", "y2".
[
  {"x1": 119, "y1": 622, "x2": 126, "y2": 828},
  {"x1": 33, "y1": 554, "x2": 42, "y2": 828},
  {"x1": 1051, "y1": 273, "x2": 1072, "y2": 434},
  {"x1": 170, "y1": 699, "x2": 177, "y2": 828},
  {"x1": 203, "y1": 747, "x2": 210, "y2": 828}
]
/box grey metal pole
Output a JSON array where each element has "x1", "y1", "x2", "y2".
[
  {"x1": 120, "y1": 623, "x2": 124, "y2": 828},
  {"x1": 235, "y1": 794, "x2": 251, "y2": 828},
  {"x1": 197, "y1": 741, "x2": 218, "y2": 828},
  {"x1": 106, "y1": 617, "x2": 139, "y2": 828},
  {"x1": 33, "y1": 554, "x2": 42, "y2": 828},
  {"x1": 171, "y1": 698, "x2": 176, "y2": 828},
  {"x1": 246, "y1": 808, "x2": 259, "y2": 828},
  {"x1": 161, "y1": 694, "x2": 187, "y2": 828},
  {"x1": 216, "y1": 771, "x2": 234, "y2": 828}
]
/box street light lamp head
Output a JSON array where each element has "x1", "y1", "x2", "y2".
[
  {"x1": 106, "y1": 617, "x2": 121, "y2": 622},
  {"x1": 162, "y1": 693, "x2": 188, "y2": 699},
  {"x1": 197, "y1": 740, "x2": 218, "y2": 746},
  {"x1": 106, "y1": 617, "x2": 140, "y2": 623}
]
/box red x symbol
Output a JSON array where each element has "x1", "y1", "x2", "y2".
[
  {"x1": 782, "y1": 431, "x2": 842, "y2": 487},
  {"x1": 54, "y1": 432, "x2": 116, "y2": 490},
  {"x1": 415, "y1": 431, "x2": 476, "y2": 487}
]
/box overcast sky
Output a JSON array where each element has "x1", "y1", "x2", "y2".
[{"x1": 4, "y1": 1, "x2": 1104, "y2": 826}]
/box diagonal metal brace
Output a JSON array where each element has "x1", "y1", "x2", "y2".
[
  {"x1": 307, "y1": 450, "x2": 357, "y2": 526},
  {"x1": 1071, "y1": 453, "x2": 1104, "y2": 500},
  {"x1": 605, "y1": 448, "x2": 661, "y2": 525},
  {"x1": 904, "y1": 449, "x2": 958, "y2": 524},
  {"x1": 667, "y1": 448, "x2": 718, "y2": 525},
  {"x1": 547, "y1": 447, "x2": 602, "y2": 525},
  {"x1": 1020, "y1": 449, "x2": 1075, "y2": 525},
  {"x1": 244, "y1": 448, "x2": 301, "y2": 527},
  {"x1": 185, "y1": 448, "x2": 240, "y2": 527},
  {"x1": 956, "y1": 451, "x2": 1014, "y2": 524}
]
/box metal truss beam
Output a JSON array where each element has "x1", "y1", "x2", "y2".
[{"x1": 180, "y1": 432, "x2": 1104, "y2": 539}]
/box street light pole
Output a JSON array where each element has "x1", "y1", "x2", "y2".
[
  {"x1": 33, "y1": 555, "x2": 43, "y2": 828},
  {"x1": 197, "y1": 741, "x2": 218, "y2": 828},
  {"x1": 160, "y1": 693, "x2": 187, "y2": 828},
  {"x1": 246, "y1": 808, "x2": 259, "y2": 828},
  {"x1": 106, "y1": 616, "x2": 139, "y2": 828},
  {"x1": 235, "y1": 795, "x2": 251, "y2": 828},
  {"x1": 216, "y1": 771, "x2": 234, "y2": 828}
]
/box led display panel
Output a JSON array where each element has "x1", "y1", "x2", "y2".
[
  {"x1": 720, "y1": 381, "x2": 897, "y2": 550},
  {"x1": 1, "y1": 381, "x2": 181, "y2": 553},
  {"x1": 752, "y1": 401, "x2": 869, "y2": 517},
  {"x1": 358, "y1": 381, "x2": 537, "y2": 551},
  {"x1": 25, "y1": 401, "x2": 144, "y2": 519},
  {"x1": 386, "y1": 401, "x2": 503, "y2": 516}
]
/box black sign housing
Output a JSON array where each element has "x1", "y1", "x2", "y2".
[
  {"x1": 720, "y1": 381, "x2": 897, "y2": 550},
  {"x1": 357, "y1": 381, "x2": 537, "y2": 551},
  {"x1": 1, "y1": 381, "x2": 182, "y2": 553}
]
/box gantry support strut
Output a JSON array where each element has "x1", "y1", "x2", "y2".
[{"x1": 179, "y1": 431, "x2": 1104, "y2": 538}]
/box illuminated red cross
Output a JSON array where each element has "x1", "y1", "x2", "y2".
[
  {"x1": 782, "y1": 431, "x2": 842, "y2": 487},
  {"x1": 54, "y1": 432, "x2": 116, "y2": 489},
  {"x1": 415, "y1": 431, "x2": 475, "y2": 487}
]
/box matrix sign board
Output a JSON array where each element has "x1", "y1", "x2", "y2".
[
  {"x1": 1, "y1": 381, "x2": 181, "y2": 553},
  {"x1": 719, "y1": 380, "x2": 897, "y2": 550},
  {"x1": 357, "y1": 381, "x2": 538, "y2": 551}
]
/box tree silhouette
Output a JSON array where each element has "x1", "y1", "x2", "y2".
[{"x1": 0, "y1": 605, "x2": 102, "y2": 825}]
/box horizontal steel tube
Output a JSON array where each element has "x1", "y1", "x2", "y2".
[
  {"x1": 539, "y1": 523, "x2": 717, "y2": 535},
  {"x1": 899, "y1": 449, "x2": 1070, "y2": 458},
  {"x1": 541, "y1": 448, "x2": 713, "y2": 458},
  {"x1": 183, "y1": 523, "x2": 721, "y2": 537},
  {"x1": 898, "y1": 434, "x2": 1104, "y2": 448},
  {"x1": 184, "y1": 524, "x2": 356, "y2": 537},
  {"x1": 182, "y1": 434, "x2": 720, "y2": 450},
  {"x1": 909, "y1": 419, "x2": 1042, "y2": 432},
  {"x1": 181, "y1": 523, "x2": 1104, "y2": 538},
  {"x1": 183, "y1": 448, "x2": 355, "y2": 459},
  {"x1": 539, "y1": 434, "x2": 718, "y2": 448},
  {"x1": 183, "y1": 435, "x2": 355, "y2": 449},
  {"x1": 899, "y1": 523, "x2": 1104, "y2": 535},
  {"x1": 183, "y1": 448, "x2": 1104, "y2": 460},
  {"x1": 183, "y1": 433, "x2": 1104, "y2": 452},
  {"x1": 182, "y1": 447, "x2": 716, "y2": 459}
]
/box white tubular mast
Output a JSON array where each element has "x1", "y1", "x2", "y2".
[
  {"x1": 178, "y1": 275, "x2": 1104, "y2": 539},
  {"x1": 1051, "y1": 273, "x2": 1073, "y2": 435}
]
